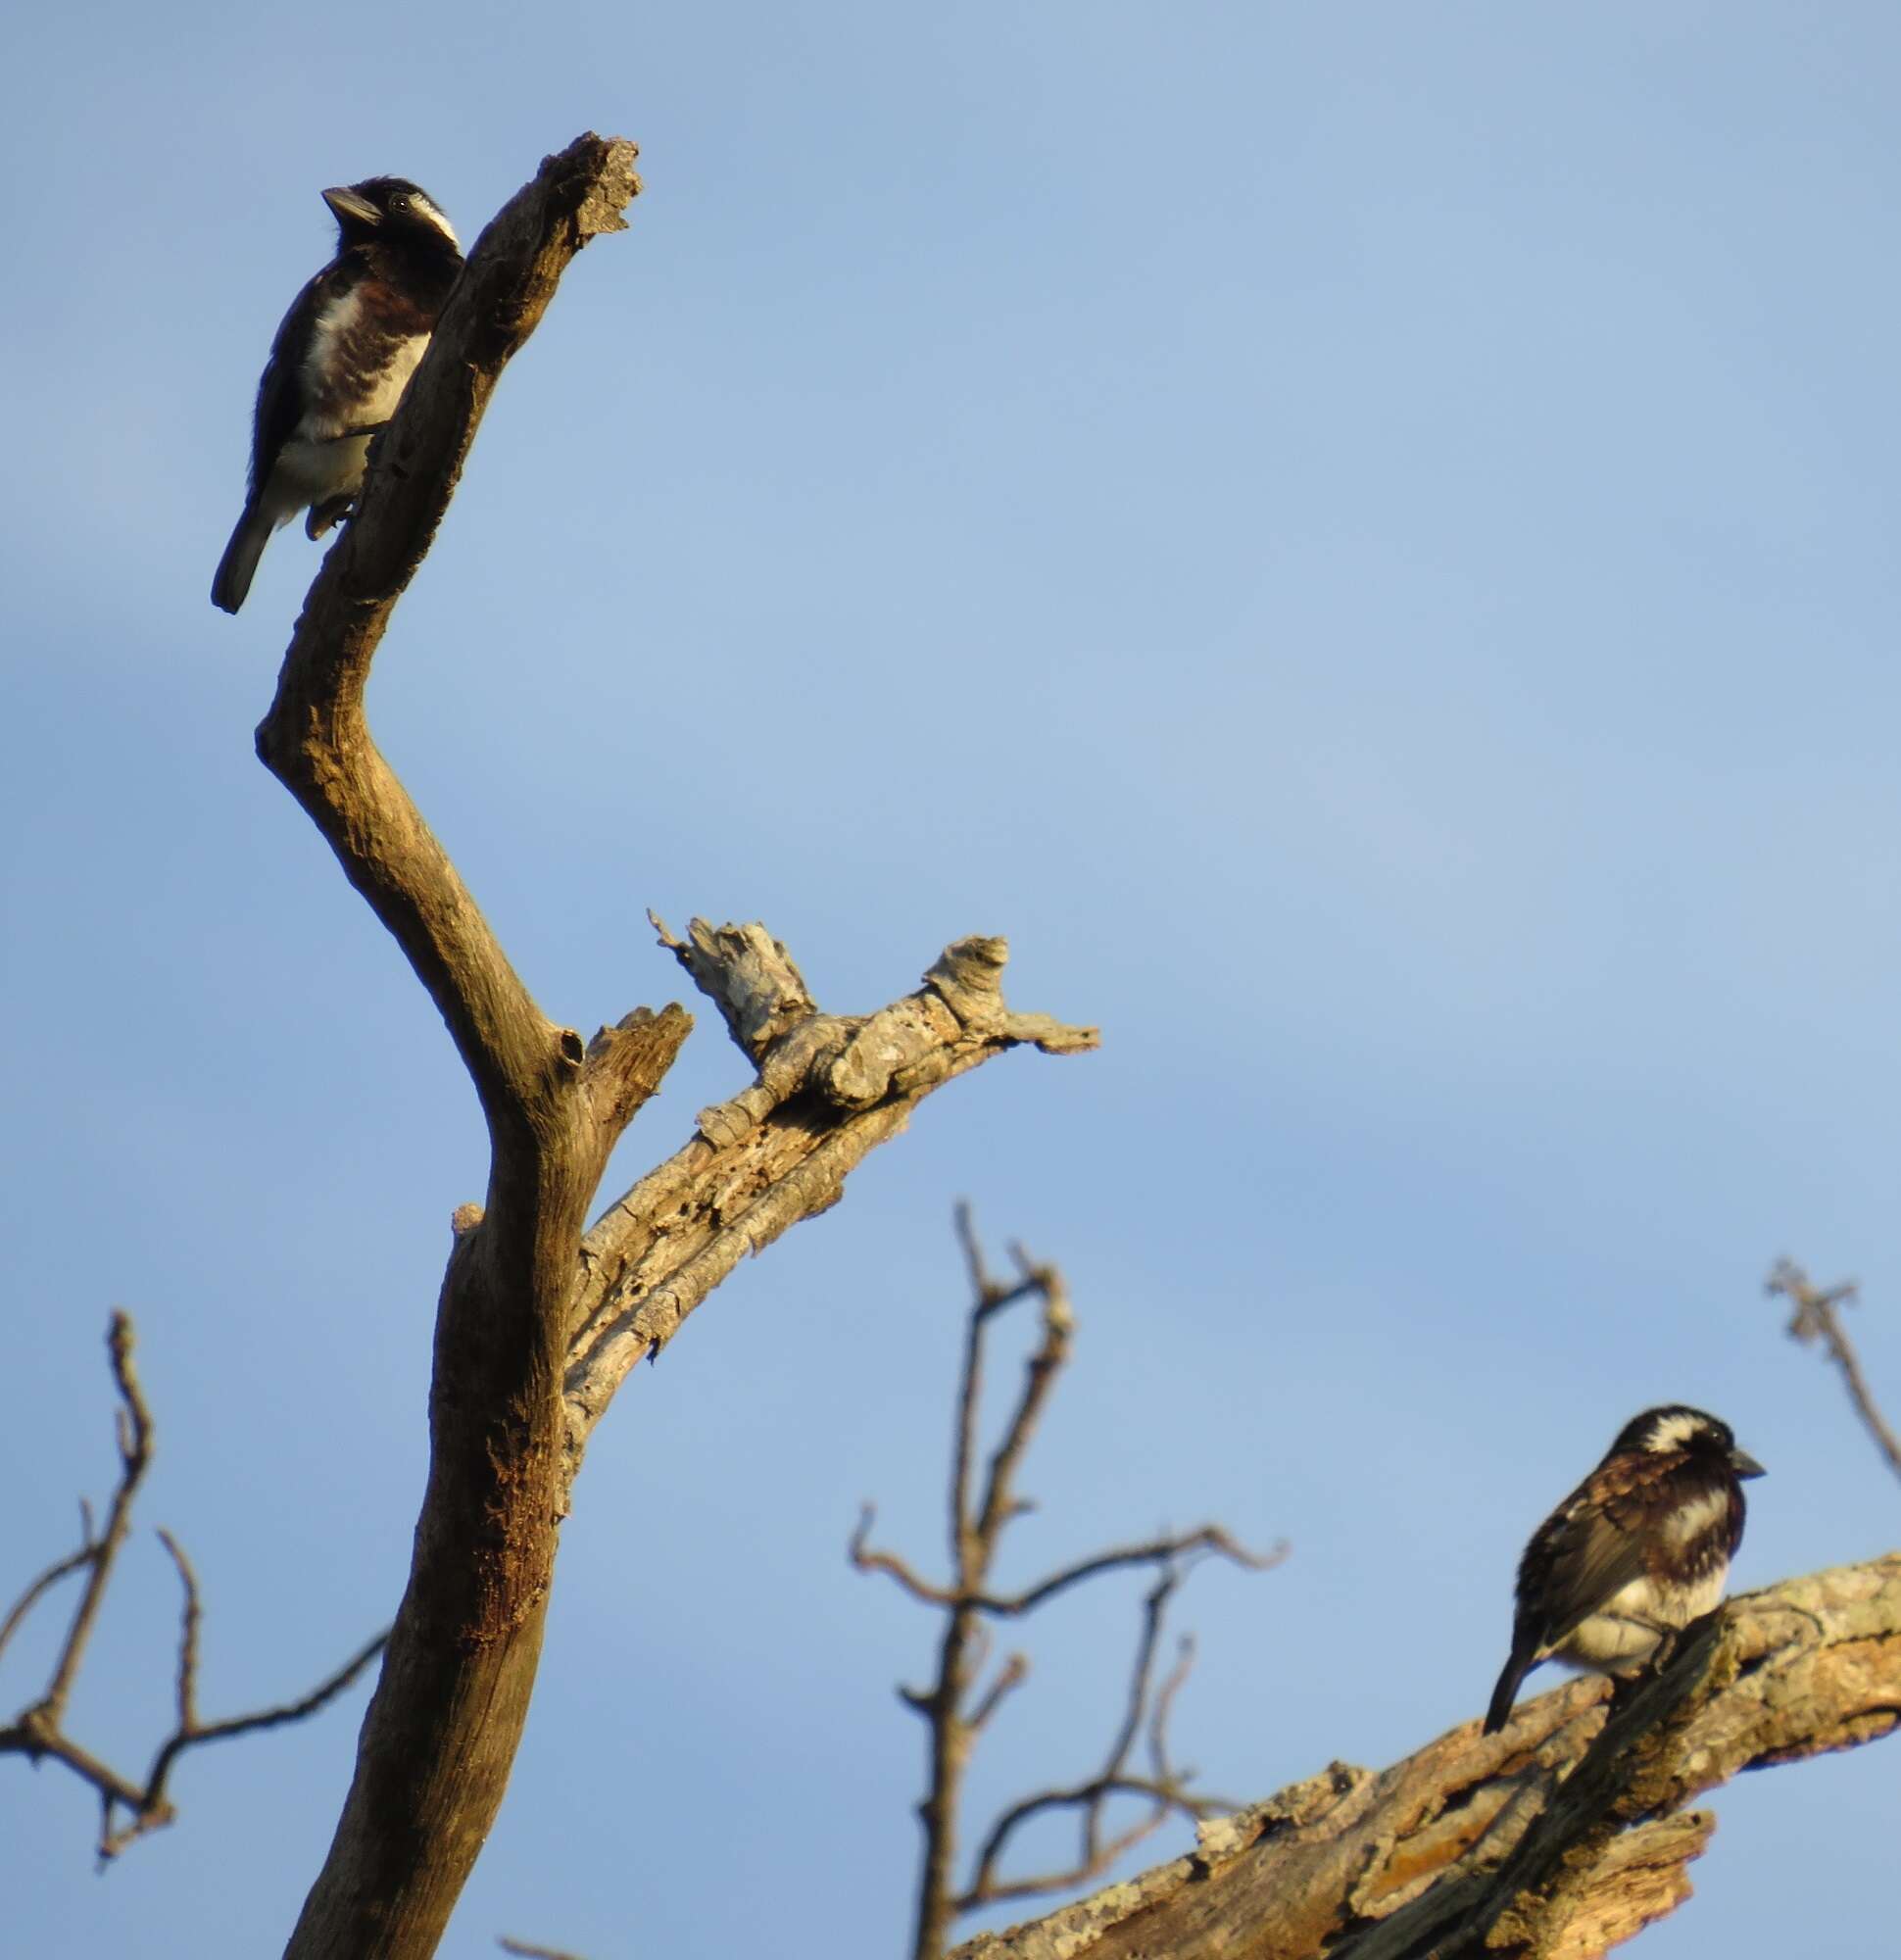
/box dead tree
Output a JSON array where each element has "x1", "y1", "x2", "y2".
[{"x1": 146, "y1": 132, "x2": 1092, "y2": 1959}]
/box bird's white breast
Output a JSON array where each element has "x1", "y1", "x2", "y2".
[
  {"x1": 299, "y1": 287, "x2": 429, "y2": 440},
  {"x1": 1549, "y1": 1562, "x2": 1730, "y2": 1674}
]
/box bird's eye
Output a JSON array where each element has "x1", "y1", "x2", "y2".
[{"x1": 390, "y1": 194, "x2": 410, "y2": 212}]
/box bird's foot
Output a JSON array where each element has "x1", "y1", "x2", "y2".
[{"x1": 307, "y1": 494, "x2": 357, "y2": 541}]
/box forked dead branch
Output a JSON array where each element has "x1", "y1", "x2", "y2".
[
  {"x1": 239, "y1": 133, "x2": 1097, "y2": 1960},
  {"x1": 0, "y1": 1314, "x2": 386, "y2": 1863},
  {"x1": 854, "y1": 1210, "x2": 1284, "y2": 1960}
]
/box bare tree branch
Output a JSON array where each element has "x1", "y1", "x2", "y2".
[
  {"x1": 31, "y1": 1313, "x2": 151, "y2": 1717},
  {"x1": 256, "y1": 136, "x2": 645, "y2": 1153},
  {"x1": 967, "y1": 1653, "x2": 1029, "y2": 1734},
  {"x1": 853, "y1": 1518, "x2": 1278, "y2": 1618},
  {"x1": 0, "y1": 1315, "x2": 388, "y2": 1865},
  {"x1": 1768, "y1": 1257, "x2": 1901, "y2": 1486},
  {"x1": 562, "y1": 935, "x2": 1097, "y2": 1468},
  {"x1": 956, "y1": 1574, "x2": 1236, "y2": 1915},
  {"x1": 998, "y1": 1531, "x2": 1281, "y2": 1618},
  {"x1": 854, "y1": 1217, "x2": 1279, "y2": 1960},
  {"x1": 0, "y1": 1544, "x2": 96, "y2": 1671},
  {"x1": 950, "y1": 1556, "x2": 1901, "y2": 1960},
  {"x1": 230, "y1": 129, "x2": 1100, "y2": 1960}
]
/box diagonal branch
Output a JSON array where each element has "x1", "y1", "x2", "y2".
[
  {"x1": 0, "y1": 1544, "x2": 96, "y2": 1671},
  {"x1": 950, "y1": 1556, "x2": 1901, "y2": 1960},
  {"x1": 227, "y1": 127, "x2": 1094, "y2": 1960},
  {"x1": 970, "y1": 1248, "x2": 1071, "y2": 1551},
  {"x1": 252, "y1": 137, "x2": 677, "y2": 1960},
  {"x1": 1768, "y1": 1258, "x2": 1901, "y2": 1486},
  {"x1": 30, "y1": 1313, "x2": 152, "y2": 1720},
  {"x1": 255, "y1": 132, "x2": 643, "y2": 1152},
  {"x1": 562, "y1": 933, "x2": 1097, "y2": 1472},
  {"x1": 112, "y1": 1533, "x2": 388, "y2": 1858}
]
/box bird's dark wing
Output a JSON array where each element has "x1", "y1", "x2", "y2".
[
  {"x1": 1512, "y1": 1455, "x2": 1670, "y2": 1653},
  {"x1": 246, "y1": 257, "x2": 362, "y2": 498}
]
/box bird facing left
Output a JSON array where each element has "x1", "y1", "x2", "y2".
[{"x1": 211, "y1": 176, "x2": 463, "y2": 614}]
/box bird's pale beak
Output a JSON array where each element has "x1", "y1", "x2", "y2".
[
  {"x1": 322, "y1": 186, "x2": 380, "y2": 226},
  {"x1": 1730, "y1": 1447, "x2": 1767, "y2": 1479}
]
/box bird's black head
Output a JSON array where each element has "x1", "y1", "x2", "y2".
[
  {"x1": 1607, "y1": 1404, "x2": 1766, "y2": 1479},
  {"x1": 321, "y1": 177, "x2": 461, "y2": 257}
]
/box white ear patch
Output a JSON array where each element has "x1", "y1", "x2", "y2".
[
  {"x1": 412, "y1": 194, "x2": 460, "y2": 248},
  {"x1": 1644, "y1": 1411, "x2": 1704, "y2": 1454}
]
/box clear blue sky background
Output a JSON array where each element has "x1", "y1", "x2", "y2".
[{"x1": 3, "y1": 4, "x2": 1897, "y2": 1955}]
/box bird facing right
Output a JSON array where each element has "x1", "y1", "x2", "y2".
[
  {"x1": 212, "y1": 175, "x2": 463, "y2": 614},
  {"x1": 1482, "y1": 1404, "x2": 1765, "y2": 1736}
]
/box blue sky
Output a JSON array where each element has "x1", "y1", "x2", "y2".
[{"x1": 3, "y1": 4, "x2": 1897, "y2": 1955}]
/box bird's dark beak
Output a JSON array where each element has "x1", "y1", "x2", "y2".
[
  {"x1": 322, "y1": 186, "x2": 380, "y2": 226},
  {"x1": 1730, "y1": 1447, "x2": 1766, "y2": 1480}
]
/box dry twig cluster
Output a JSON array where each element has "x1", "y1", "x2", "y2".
[
  {"x1": 853, "y1": 1209, "x2": 1283, "y2": 1960},
  {"x1": 0, "y1": 1313, "x2": 385, "y2": 1862}
]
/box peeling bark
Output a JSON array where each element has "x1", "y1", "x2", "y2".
[{"x1": 953, "y1": 1556, "x2": 1901, "y2": 1960}]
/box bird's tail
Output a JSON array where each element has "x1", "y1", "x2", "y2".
[
  {"x1": 1483, "y1": 1644, "x2": 1535, "y2": 1735},
  {"x1": 211, "y1": 505, "x2": 275, "y2": 614}
]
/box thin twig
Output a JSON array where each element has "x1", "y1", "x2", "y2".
[
  {"x1": 0, "y1": 1544, "x2": 97, "y2": 1669},
  {"x1": 1002, "y1": 1527, "x2": 1286, "y2": 1616},
  {"x1": 40, "y1": 1314, "x2": 152, "y2": 1720},
  {"x1": 157, "y1": 1530, "x2": 201, "y2": 1733},
  {"x1": 1, "y1": 1313, "x2": 388, "y2": 1863},
  {"x1": 950, "y1": 1201, "x2": 1040, "y2": 1579},
  {"x1": 1768, "y1": 1258, "x2": 1901, "y2": 1486},
  {"x1": 498, "y1": 1939, "x2": 592, "y2": 1960},
  {"x1": 970, "y1": 1259, "x2": 1071, "y2": 1549},
  {"x1": 957, "y1": 1572, "x2": 1228, "y2": 1911},
  {"x1": 131, "y1": 1626, "x2": 389, "y2": 1854},
  {"x1": 967, "y1": 1654, "x2": 1029, "y2": 1734},
  {"x1": 852, "y1": 1516, "x2": 1284, "y2": 1616},
  {"x1": 857, "y1": 1214, "x2": 1283, "y2": 1960},
  {"x1": 959, "y1": 1779, "x2": 1210, "y2": 1911}
]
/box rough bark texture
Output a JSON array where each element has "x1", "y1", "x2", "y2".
[
  {"x1": 952, "y1": 1555, "x2": 1901, "y2": 1960},
  {"x1": 253, "y1": 138, "x2": 1096, "y2": 1960}
]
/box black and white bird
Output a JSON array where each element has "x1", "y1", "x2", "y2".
[
  {"x1": 212, "y1": 177, "x2": 463, "y2": 613},
  {"x1": 1482, "y1": 1405, "x2": 1765, "y2": 1736}
]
